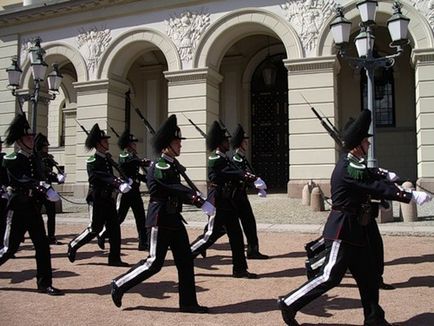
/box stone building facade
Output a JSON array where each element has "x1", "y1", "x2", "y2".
[{"x1": 0, "y1": 0, "x2": 433, "y2": 197}]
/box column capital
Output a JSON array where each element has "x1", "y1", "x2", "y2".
[
  {"x1": 164, "y1": 67, "x2": 223, "y2": 87},
  {"x1": 283, "y1": 56, "x2": 340, "y2": 75},
  {"x1": 411, "y1": 49, "x2": 434, "y2": 66}
]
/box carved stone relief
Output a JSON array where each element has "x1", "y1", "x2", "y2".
[
  {"x1": 411, "y1": 0, "x2": 434, "y2": 31},
  {"x1": 166, "y1": 10, "x2": 211, "y2": 62},
  {"x1": 77, "y1": 26, "x2": 112, "y2": 73},
  {"x1": 281, "y1": 0, "x2": 338, "y2": 54}
]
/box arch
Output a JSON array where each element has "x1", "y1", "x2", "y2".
[
  {"x1": 21, "y1": 42, "x2": 87, "y2": 87},
  {"x1": 193, "y1": 8, "x2": 303, "y2": 69},
  {"x1": 98, "y1": 28, "x2": 181, "y2": 79},
  {"x1": 318, "y1": 1, "x2": 434, "y2": 56}
]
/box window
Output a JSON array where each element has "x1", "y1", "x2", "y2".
[{"x1": 360, "y1": 67, "x2": 395, "y2": 127}]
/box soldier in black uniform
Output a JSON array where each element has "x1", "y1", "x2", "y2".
[
  {"x1": 67, "y1": 123, "x2": 131, "y2": 267},
  {"x1": 190, "y1": 121, "x2": 257, "y2": 278},
  {"x1": 0, "y1": 137, "x2": 9, "y2": 249},
  {"x1": 97, "y1": 129, "x2": 149, "y2": 251},
  {"x1": 0, "y1": 114, "x2": 63, "y2": 295},
  {"x1": 230, "y1": 124, "x2": 269, "y2": 259},
  {"x1": 277, "y1": 110, "x2": 431, "y2": 326},
  {"x1": 111, "y1": 114, "x2": 209, "y2": 313},
  {"x1": 34, "y1": 133, "x2": 65, "y2": 245}
]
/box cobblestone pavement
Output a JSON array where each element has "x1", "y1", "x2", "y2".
[{"x1": 0, "y1": 194, "x2": 433, "y2": 326}]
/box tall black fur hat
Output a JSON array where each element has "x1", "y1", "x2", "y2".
[
  {"x1": 342, "y1": 109, "x2": 373, "y2": 150},
  {"x1": 85, "y1": 123, "x2": 110, "y2": 150},
  {"x1": 230, "y1": 124, "x2": 249, "y2": 148},
  {"x1": 206, "y1": 121, "x2": 229, "y2": 151},
  {"x1": 118, "y1": 129, "x2": 138, "y2": 150},
  {"x1": 152, "y1": 114, "x2": 185, "y2": 153},
  {"x1": 34, "y1": 133, "x2": 50, "y2": 152},
  {"x1": 5, "y1": 114, "x2": 34, "y2": 146}
]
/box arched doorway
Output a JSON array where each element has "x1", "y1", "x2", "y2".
[{"x1": 250, "y1": 53, "x2": 288, "y2": 191}]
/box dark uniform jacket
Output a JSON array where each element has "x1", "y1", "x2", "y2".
[
  {"x1": 3, "y1": 150, "x2": 46, "y2": 208},
  {"x1": 118, "y1": 150, "x2": 147, "y2": 190},
  {"x1": 146, "y1": 154, "x2": 196, "y2": 229},
  {"x1": 323, "y1": 153, "x2": 412, "y2": 246},
  {"x1": 208, "y1": 149, "x2": 246, "y2": 209},
  {"x1": 86, "y1": 152, "x2": 123, "y2": 203},
  {"x1": 37, "y1": 153, "x2": 58, "y2": 185},
  {"x1": 231, "y1": 150, "x2": 256, "y2": 196}
]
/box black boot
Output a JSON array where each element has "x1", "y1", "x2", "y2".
[
  {"x1": 277, "y1": 297, "x2": 299, "y2": 326},
  {"x1": 247, "y1": 245, "x2": 269, "y2": 260},
  {"x1": 111, "y1": 281, "x2": 123, "y2": 308}
]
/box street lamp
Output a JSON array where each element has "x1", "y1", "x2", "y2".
[
  {"x1": 330, "y1": 1, "x2": 410, "y2": 168},
  {"x1": 6, "y1": 37, "x2": 63, "y2": 133}
]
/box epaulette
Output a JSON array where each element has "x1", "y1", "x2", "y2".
[
  {"x1": 86, "y1": 155, "x2": 96, "y2": 163},
  {"x1": 4, "y1": 152, "x2": 17, "y2": 160},
  {"x1": 209, "y1": 154, "x2": 220, "y2": 160},
  {"x1": 119, "y1": 152, "x2": 129, "y2": 158},
  {"x1": 346, "y1": 156, "x2": 367, "y2": 180},
  {"x1": 233, "y1": 154, "x2": 243, "y2": 163},
  {"x1": 156, "y1": 159, "x2": 170, "y2": 170}
]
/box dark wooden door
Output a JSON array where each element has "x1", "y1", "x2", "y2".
[{"x1": 251, "y1": 54, "x2": 288, "y2": 191}]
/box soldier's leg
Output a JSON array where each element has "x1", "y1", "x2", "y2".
[
  {"x1": 0, "y1": 209, "x2": 26, "y2": 264},
  {"x1": 350, "y1": 245, "x2": 386, "y2": 325},
  {"x1": 27, "y1": 209, "x2": 53, "y2": 289},
  {"x1": 0, "y1": 198, "x2": 7, "y2": 248},
  {"x1": 171, "y1": 224, "x2": 198, "y2": 308},
  {"x1": 190, "y1": 211, "x2": 225, "y2": 258},
  {"x1": 111, "y1": 226, "x2": 169, "y2": 306},
  {"x1": 222, "y1": 209, "x2": 249, "y2": 274},
  {"x1": 104, "y1": 197, "x2": 122, "y2": 263},
  {"x1": 279, "y1": 240, "x2": 347, "y2": 313},
  {"x1": 45, "y1": 200, "x2": 57, "y2": 243},
  {"x1": 366, "y1": 218, "x2": 386, "y2": 287},
  {"x1": 129, "y1": 191, "x2": 147, "y2": 250}
]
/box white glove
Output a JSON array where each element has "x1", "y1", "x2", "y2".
[
  {"x1": 411, "y1": 191, "x2": 432, "y2": 205},
  {"x1": 201, "y1": 200, "x2": 216, "y2": 216},
  {"x1": 254, "y1": 177, "x2": 267, "y2": 190},
  {"x1": 57, "y1": 173, "x2": 66, "y2": 184},
  {"x1": 258, "y1": 189, "x2": 267, "y2": 198},
  {"x1": 119, "y1": 182, "x2": 132, "y2": 194},
  {"x1": 387, "y1": 171, "x2": 398, "y2": 182},
  {"x1": 46, "y1": 187, "x2": 60, "y2": 202},
  {"x1": 127, "y1": 178, "x2": 133, "y2": 186}
]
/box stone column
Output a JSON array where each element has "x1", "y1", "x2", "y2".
[
  {"x1": 73, "y1": 78, "x2": 129, "y2": 197},
  {"x1": 285, "y1": 56, "x2": 340, "y2": 198},
  {"x1": 0, "y1": 36, "x2": 19, "y2": 140},
  {"x1": 412, "y1": 50, "x2": 434, "y2": 193},
  {"x1": 63, "y1": 105, "x2": 77, "y2": 188},
  {"x1": 164, "y1": 67, "x2": 223, "y2": 193}
]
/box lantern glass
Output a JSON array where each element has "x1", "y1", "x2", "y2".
[
  {"x1": 47, "y1": 65, "x2": 63, "y2": 92},
  {"x1": 356, "y1": 0, "x2": 378, "y2": 23},
  {"x1": 31, "y1": 61, "x2": 48, "y2": 81},
  {"x1": 6, "y1": 60, "x2": 22, "y2": 87},
  {"x1": 355, "y1": 31, "x2": 375, "y2": 57},
  {"x1": 387, "y1": 15, "x2": 410, "y2": 42}
]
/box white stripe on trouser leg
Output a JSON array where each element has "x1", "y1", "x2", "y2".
[
  {"x1": 283, "y1": 240, "x2": 342, "y2": 306},
  {"x1": 115, "y1": 226, "x2": 158, "y2": 287},
  {"x1": 70, "y1": 203, "x2": 94, "y2": 248},
  {"x1": 0, "y1": 210, "x2": 14, "y2": 257},
  {"x1": 191, "y1": 215, "x2": 216, "y2": 252},
  {"x1": 116, "y1": 193, "x2": 122, "y2": 211}
]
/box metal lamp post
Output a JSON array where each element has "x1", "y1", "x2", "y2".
[
  {"x1": 330, "y1": 1, "x2": 410, "y2": 168},
  {"x1": 6, "y1": 37, "x2": 63, "y2": 133}
]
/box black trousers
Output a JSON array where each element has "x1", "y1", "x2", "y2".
[
  {"x1": 0, "y1": 198, "x2": 53, "y2": 288},
  {"x1": 366, "y1": 218, "x2": 384, "y2": 285},
  {"x1": 112, "y1": 225, "x2": 198, "y2": 307},
  {"x1": 0, "y1": 197, "x2": 7, "y2": 248},
  {"x1": 69, "y1": 195, "x2": 121, "y2": 262},
  {"x1": 280, "y1": 239, "x2": 385, "y2": 325},
  {"x1": 99, "y1": 189, "x2": 147, "y2": 247},
  {"x1": 236, "y1": 193, "x2": 259, "y2": 251},
  {"x1": 40, "y1": 199, "x2": 57, "y2": 240},
  {"x1": 190, "y1": 208, "x2": 248, "y2": 273}
]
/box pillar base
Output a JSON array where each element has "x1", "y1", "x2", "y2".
[{"x1": 287, "y1": 180, "x2": 331, "y2": 199}]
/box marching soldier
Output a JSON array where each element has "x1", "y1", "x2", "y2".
[
  {"x1": 277, "y1": 110, "x2": 431, "y2": 326},
  {"x1": 190, "y1": 121, "x2": 258, "y2": 278},
  {"x1": 111, "y1": 114, "x2": 210, "y2": 313},
  {"x1": 67, "y1": 123, "x2": 131, "y2": 267},
  {"x1": 97, "y1": 129, "x2": 150, "y2": 251},
  {"x1": 34, "y1": 133, "x2": 66, "y2": 245},
  {"x1": 0, "y1": 137, "x2": 8, "y2": 249},
  {"x1": 230, "y1": 124, "x2": 268, "y2": 259},
  {"x1": 0, "y1": 114, "x2": 63, "y2": 295}
]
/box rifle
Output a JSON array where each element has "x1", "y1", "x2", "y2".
[
  {"x1": 134, "y1": 110, "x2": 203, "y2": 194},
  {"x1": 75, "y1": 119, "x2": 128, "y2": 180},
  {"x1": 107, "y1": 123, "x2": 120, "y2": 138},
  {"x1": 181, "y1": 113, "x2": 206, "y2": 138},
  {"x1": 300, "y1": 93, "x2": 343, "y2": 148}
]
